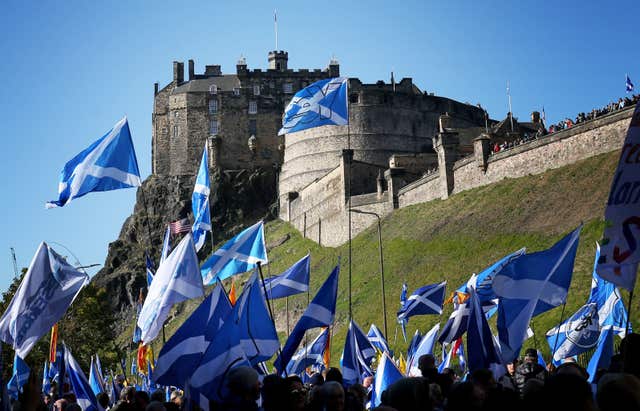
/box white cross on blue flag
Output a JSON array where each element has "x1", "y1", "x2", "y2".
[
  {"x1": 397, "y1": 281, "x2": 446, "y2": 322},
  {"x1": 263, "y1": 253, "x2": 310, "y2": 299},
  {"x1": 64, "y1": 345, "x2": 99, "y2": 411},
  {"x1": 278, "y1": 77, "x2": 349, "y2": 135},
  {"x1": 192, "y1": 145, "x2": 212, "y2": 252},
  {"x1": 341, "y1": 319, "x2": 376, "y2": 386},
  {"x1": 46, "y1": 117, "x2": 141, "y2": 208}
]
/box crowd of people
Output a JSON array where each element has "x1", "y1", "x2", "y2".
[{"x1": 8, "y1": 333, "x2": 640, "y2": 411}]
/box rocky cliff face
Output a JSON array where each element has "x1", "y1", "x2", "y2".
[{"x1": 92, "y1": 167, "x2": 278, "y2": 338}]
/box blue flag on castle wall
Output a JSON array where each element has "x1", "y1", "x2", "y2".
[
  {"x1": 192, "y1": 145, "x2": 212, "y2": 252},
  {"x1": 278, "y1": 77, "x2": 349, "y2": 135},
  {"x1": 46, "y1": 117, "x2": 141, "y2": 208}
]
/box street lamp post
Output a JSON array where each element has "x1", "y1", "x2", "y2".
[{"x1": 349, "y1": 208, "x2": 388, "y2": 339}]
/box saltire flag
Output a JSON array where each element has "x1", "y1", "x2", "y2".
[
  {"x1": 263, "y1": 253, "x2": 310, "y2": 299},
  {"x1": 137, "y1": 233, "x2": 204, "y2": 344},
  {"x1": 64, "y1": 345, "x2": 99, "y2": 411},
  {"x1": 46, "y1": 116, "x2": 141, "y2": 208},
  {"x1": 153, "y1": 285, "x2": 232, "y2": 388},
  {"x1": 192, "y1": 145, "x2": 212, "y2": 252},
  {"x1": 466, "y1": 285, "x2": 504, "y2": 378},
  {"x1": 200, "y1": 220, "x2": 268, "y2": 285},
  {"x1": 160, "y1": 226, "x2": 171, "y2": 264},
  {"x1": 370, "y1": 352, "x2": 403, "y2": 409},
  {"x1": 274, "y1": 265, "x2": 339, "y2": 373},
  {"x1": 7, "y1": 354, "x2": 30, "y2": 399},
  {"x1": 438, "y1": 343, "x2": 454, "y2": 373},
  {"x1": 109, "y1": 371, "x2": 120, "y2": 405},
  {"x1": 597, "y1": 102, "x2": 640, "y2": 290},
  {"x1": 146, "y1": 254, "x2": 155, "y2": 287},
  {"x1": 546, "y1": 302, "x2": 600, "y2": 363},
  {"x1": 285, "y1": 327, "x2": 330, "y2": 376},
  {"x1": 42, "y1": 361, "x2": 51, "y2": 395},
  {"x1": 586, "y1": 326, "x2": 615, "y2": 383},
  {"x1": 456, "y1": 339, "x2": 467, "y2": 373},
  {"x1": 438, "y1": 297, "x2": 471, "y2": 344},
  {"x1": 590, "y1": 243, "x2": 630, "y2": 336},
  {"x1": 407, "y1": 323, "x2": 440, "y2": 376},
  {"x1": 89, "y1": 356, "x2": 105, "y2": 396},
  {"x1": 397, "y1": 281, "x2": 446, "y2": 322},
  {"x1": 341, "y1": 319, "x2": 376, "y2": 386},
  {"x1": 170, "y1": 218, "x2": 191, "y2": 235},
  {"x1": 407, "y1": 330, "x2": 421, "y2": 360},
  {"x1": 278, "y1": 77, "x2": 349, "y2": 135},
  {"x1": 494, "y1": 226, "x2": 582, "y2": 362},
  {"x1": 132, "y1": 289, "x2": 144, "y2": 344},
  {"x1": 0, "y1": 243, "x2": 88, "y2": 358},
  {"x1": 367, "y1": 324, "x2": 390, "y2": 354},
  {"x1": 399, "y1": 283, "x2": 408, "y2": 342},
  {"x1": 627, "y1": 74, "x2": 635, "y2": 93},
  {"x1": 49, "y1": 324, "x2": 58, "y2": 363},
  {"x1": 191, "y1": 270, "x2": 279, "y2": 401}
]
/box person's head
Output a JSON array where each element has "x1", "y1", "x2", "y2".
[
  {"x1": 285, "y1": 375, "x2": 307, "y2": 411},
  {"x1": 43, "y1": 394, "x2": 52, "y2": 405},
  {"x1": 597, "y1": 373, "x2": 640, "y2": 411},
  {"x1": 135, "y1": 390, "x2": 151, "y2": 410},
  {"x1": 542, "y1": 374, "x2": 595, "y2": 411},
  {"x1": 321, "y1": 381, "x2": 345, "y2": 411},
  {"x1": 523, "y1": 348, "x2": 537, "y2": 364},
  {"x1": 121, "y1": 386, "x2": 136, "y2": 403},
  {"x1": 418, "y1": 354, "x2": 436, "y2": 376},
  {"x1": 325, "y1": 368, "x2": 343, "y2": 385},
  {"x1": 308, "y1": 372, "x2": 324, "y2": 388},
  {"x1": 555, "y1": 362, "x2": 588, "y2": 380},
  {"x1": 347, "y1": 384, "x2": 367, "y2": 410},
  {"x1": 53, "y1": 399, "x2": 68, "y2": 411},
  {"x1": 169, "y1": 389, "x2": 183, "y2": 407},
  {"x1": 96, "y1": 392, "x2": 110, "y2": 409},
  {"x1": 470, "y1": 368, "x2": 496, "y2": 396},
  {"x1": 66, "y1": 404, "x2": 81, "y2": 411},
  {"x1": 225, "y1": 366, "x2": 260, "y2": 402},
  {"x1": 149, "y1": 389, "x2": 165, "y2": 403},
  {"x1": 506, "y1": 359, "x2": 519, "y2": 375},
  {"x1": 261, "y1": 374, "x2": 286, "y2": 411},
  {"x1": 381, "y1": 377, "x2": 431, "y2": 411}
]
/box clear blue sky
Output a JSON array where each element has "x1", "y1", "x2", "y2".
[{"x1": 1, "y1": 0, "x2": 638, "y2": 293}]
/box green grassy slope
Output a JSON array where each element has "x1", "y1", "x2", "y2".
[{"x1": 143, "y1": 150, "x2": 636, "y2": 367}]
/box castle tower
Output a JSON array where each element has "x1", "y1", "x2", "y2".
[{"x1": 268, "y1": 51, "x2": 288, "y2": 71}]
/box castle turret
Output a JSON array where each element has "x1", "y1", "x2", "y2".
[{"x1": 268, "y1": 50, "x2": 288, "y2": 71}]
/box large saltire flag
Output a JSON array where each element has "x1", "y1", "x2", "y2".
[
  {"x1": 137, "y1": 233, "x2": 204, "y2": 344},
  {"x1": 341, "y1": 319, "x2": 376, "y2": 386},
  {"x1": 367, "y1": 324, "x2": 390, "y2": 354},
  {"x1": 278, "y1": 77, "x2": 349, "y2": 135},
  {"x1": 285, "y1": 327, "x2": 330, "y2": 376},
  {"x1": 263, "y1": 253, "x2": 310, "y2": 299},
  {"x1": 46, "y1": 116, "x2": 141, "y2": 208},
  {"x1": 397, "y1": 281, "x2": 446, "y2": 322},
  {"x1": 494, "y1": 226, "x2": 582, "y2": 363},
  {"x1": 466, "y1": 285, "x2": 504, "y2": 378},
  {"x1": 200, "y1": 220, "x2": 268, "y2": 285},
  {"x1": 370, "y1": 352, "x2": 403, "y2": 408},
  {"x1": 64, "y1": 345, "x2": 99, "y2": 411},
  {"x1": 0, "y1": 243, "x2": 88, "y2": 358},
  {"x1": 192, "y1": 145, "x2": 212, "y2": 252},
  {"x1": 597, "y1": 102, "x2": 640, "y2": 290},
  {"x1": 275, "y1": 265, "x2": 340, "y2": 374}
]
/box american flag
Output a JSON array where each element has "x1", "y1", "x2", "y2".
[{"x1": 169, "y1": 218, "x2": 191, "y2": 235}]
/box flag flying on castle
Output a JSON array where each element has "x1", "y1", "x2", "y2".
[
  {"x1": 597, "y1": 102, "x2": 640, "y2": 291},
  {"x1": 46, "y1": 116, "x2": 141, "y2": 208},
  {"x1": 192, "y1": 145, "x2": 212, "y2": 252},
  {"x1": 278, "y1": 77, "x2": 349, "y2": 135}
]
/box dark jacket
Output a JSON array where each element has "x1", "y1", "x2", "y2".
[{"x1": 514, "y1": 362, "x2": 547, "y2": 393}]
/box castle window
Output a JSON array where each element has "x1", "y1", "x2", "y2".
[
  {"x1": 248, "y1": 101, "x2": 257, "y2": 115},
  {"x1": 349, "y1": 93, "x2": 359, "y2": 104},
  {"x1": 249, "y1": 119, "x2": 257, "y2": 135},
  {"x1": 210, "y1": 120, "x2": 219, "y2": 135},
  {"x1": 253, "y1": 85, "x2": 260, "y2": 96},
  {"x1": 208, "y1": 99, "x2": 218, "y2": 114},
  {"x1": 283, "y1": 83, "x2": 293, "y2": 94},
  {"x1": 209, "y1": 84, "x2": 217, "y2": 95},
  {"x1": 173, "y1": 125, "x2": 178, "y2": 139},
  {"x1": 233, "y1": 87, "x2": 241, "y2": 96}
]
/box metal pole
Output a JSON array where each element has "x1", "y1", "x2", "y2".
[
  {"x1": 257, "y1": 262, "x2": 287, "y2": 376},
  {"x1": 303, "y1": 212, "x2": 307, "y2": 239},
  {"x1": 550, "y1": 302, "x2": 568, "y2": 362},
  {"x1": 507, "y1": 80, "x2": 514, "y2": 133},
  {"x1": 347, "y1": 122, "x2": 352, "y2": 320},
  {"x1": 286, "y1": 296, "x2": 290, "y2": 337},
  {"x1": 318, "y1": 217, "x2": 322, "y2": 245}
]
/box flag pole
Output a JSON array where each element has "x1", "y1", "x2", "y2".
[
  {"x1": 626, "y1": 288, "x2": 634, "y2": 336},
  {"x1": 347, "y1": 85, "x2": 353, "y2": 321},
  {"x1": 550, "y1": 301, "x2": 568, "y2": 363},
  {"x1": 257, "y1": 262, "x2": 287, "y2": 376},
  {"x1": 507, "y1": 80, "x2": 514, "y2": 133}
]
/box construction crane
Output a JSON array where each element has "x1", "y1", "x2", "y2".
[{"x1": 10, "y1": 247, "x2": 18, "y2": 278}]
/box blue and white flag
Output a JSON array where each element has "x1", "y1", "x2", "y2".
[
  {"x1": 285, "y1": 327, "x2": 330, "y2": 376},
  {"x1": 371, "y1": 353, "x2": 403, "y2": 408},
  {"x1": 466, "y1": 286, "x2": 503, "y2": 377},
  {"x1": 0, "y1": 243, "x2": 88, "y2": 358},
  {"x1": 278, "y1": 77, "x2": 349, "y2": 135},
  {"x1": 200, "y1": 221, "x2": 268, "y2": 285},
  {"x1": 597, "y1": 102, "x2": 640, "y2": 290},
  {"x1": 399, "y1": 283, "x2": 408, "y2": 342},
  {"x1": 7, "y1": 354, "x2": 29, "y2": 400},
  {"x1": 546, "y1": 302, "x2": 601, "y2": 363},
  {"x1": 146, "y1": 254, "x2": 155, "y2": 287},
  {"x1": 627, "y1": 74, "x2": 635, "y2": 93},
  {"x1": 275, "y1": 265, "x2": 339, "y2": 373},
  {"x1": 438, "y1": 298, "x2": 470, "y2": 344},
  {"x1": 438, "y1": 343, "x2": 454, "y2": 373},
  {"x1": 138, "y1": 233, "x2": 204, "y2": 344},
  {"x1": 407, "y1": 330, "x2": 421, "y2": 360},
  {"x1": 586, "y1": 326, "x2": 614, "y2": 383},
  {"x1": 160, "y1": 226, "x2": 171, "y2": 264},
  {"x1": 88, "y1": 356, "x2": 105, "y2": 396},
  {"x1": 46, "y1": 117, "x2": 141, "y2": 208},
  {"x1": 64, "y1": 345, "x2": 98, "y2": 411},
  {"x1": 367, "y1": 324, "x2": 390, "y2": 354},
  {"x1": 590, "y1": 244, "x2": 629, "y2": 336},
  {"x1": 263, "y1": 254, "x2": 310, "y2": 299},
  {"x1": 191, "y1": 270, "x2": 278, "y2": 402},
  {"x1": 42, "y1": 362, "x2": 51, "y2": 395},
  {"x1": 494, "y1": 226, "x2": 582, "y2": 362},
  {"x1": 407, "y1": 323, "x2": 440, "y2": 376},
  {"x1": 192, "y1": 145, "x2": 212, "y2": 252},
  {"x1": 341, "y1": 319, "x2": 376, "y2": 386},
  {"x1": 154, "y1": 285, "x2": 232, "y2": 388},
  {"x1": 397, "y1": 281, "x2": 446, "y2": 322}
]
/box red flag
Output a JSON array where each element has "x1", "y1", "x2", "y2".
[
  {"x1": 49, "y1": 324, "x2": 58, "y2": 363},
  {"x1": 229, "y1": 280, "x2": 237, "y2": 306},
  {"x1": 137, "y1": 343, "x2": 148, "y2": 375}
]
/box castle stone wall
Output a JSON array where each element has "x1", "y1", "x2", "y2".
[{"x1": 397, "y1": 171, "x2": 441, "y2": 208}]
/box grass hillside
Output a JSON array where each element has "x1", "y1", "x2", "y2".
[{"x1": 139, "y1": 150, "x2": 636, "y2": 367}]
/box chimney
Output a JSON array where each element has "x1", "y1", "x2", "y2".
[
  {"x1": 531, "y1": 111, "x2": 541, "y2": 124},
  {"x1": 173, "y1": 61, "x2": 184, "y2": 84},
  {"x1": 188, "y1": 59, "x2": 195, "y2": 81},
  {"x1": 205, "y1": 65, "x2": 222, "y2": 76},
  {"x1": 154, "y1": 82, "x2": 158, "y2": 96}
]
